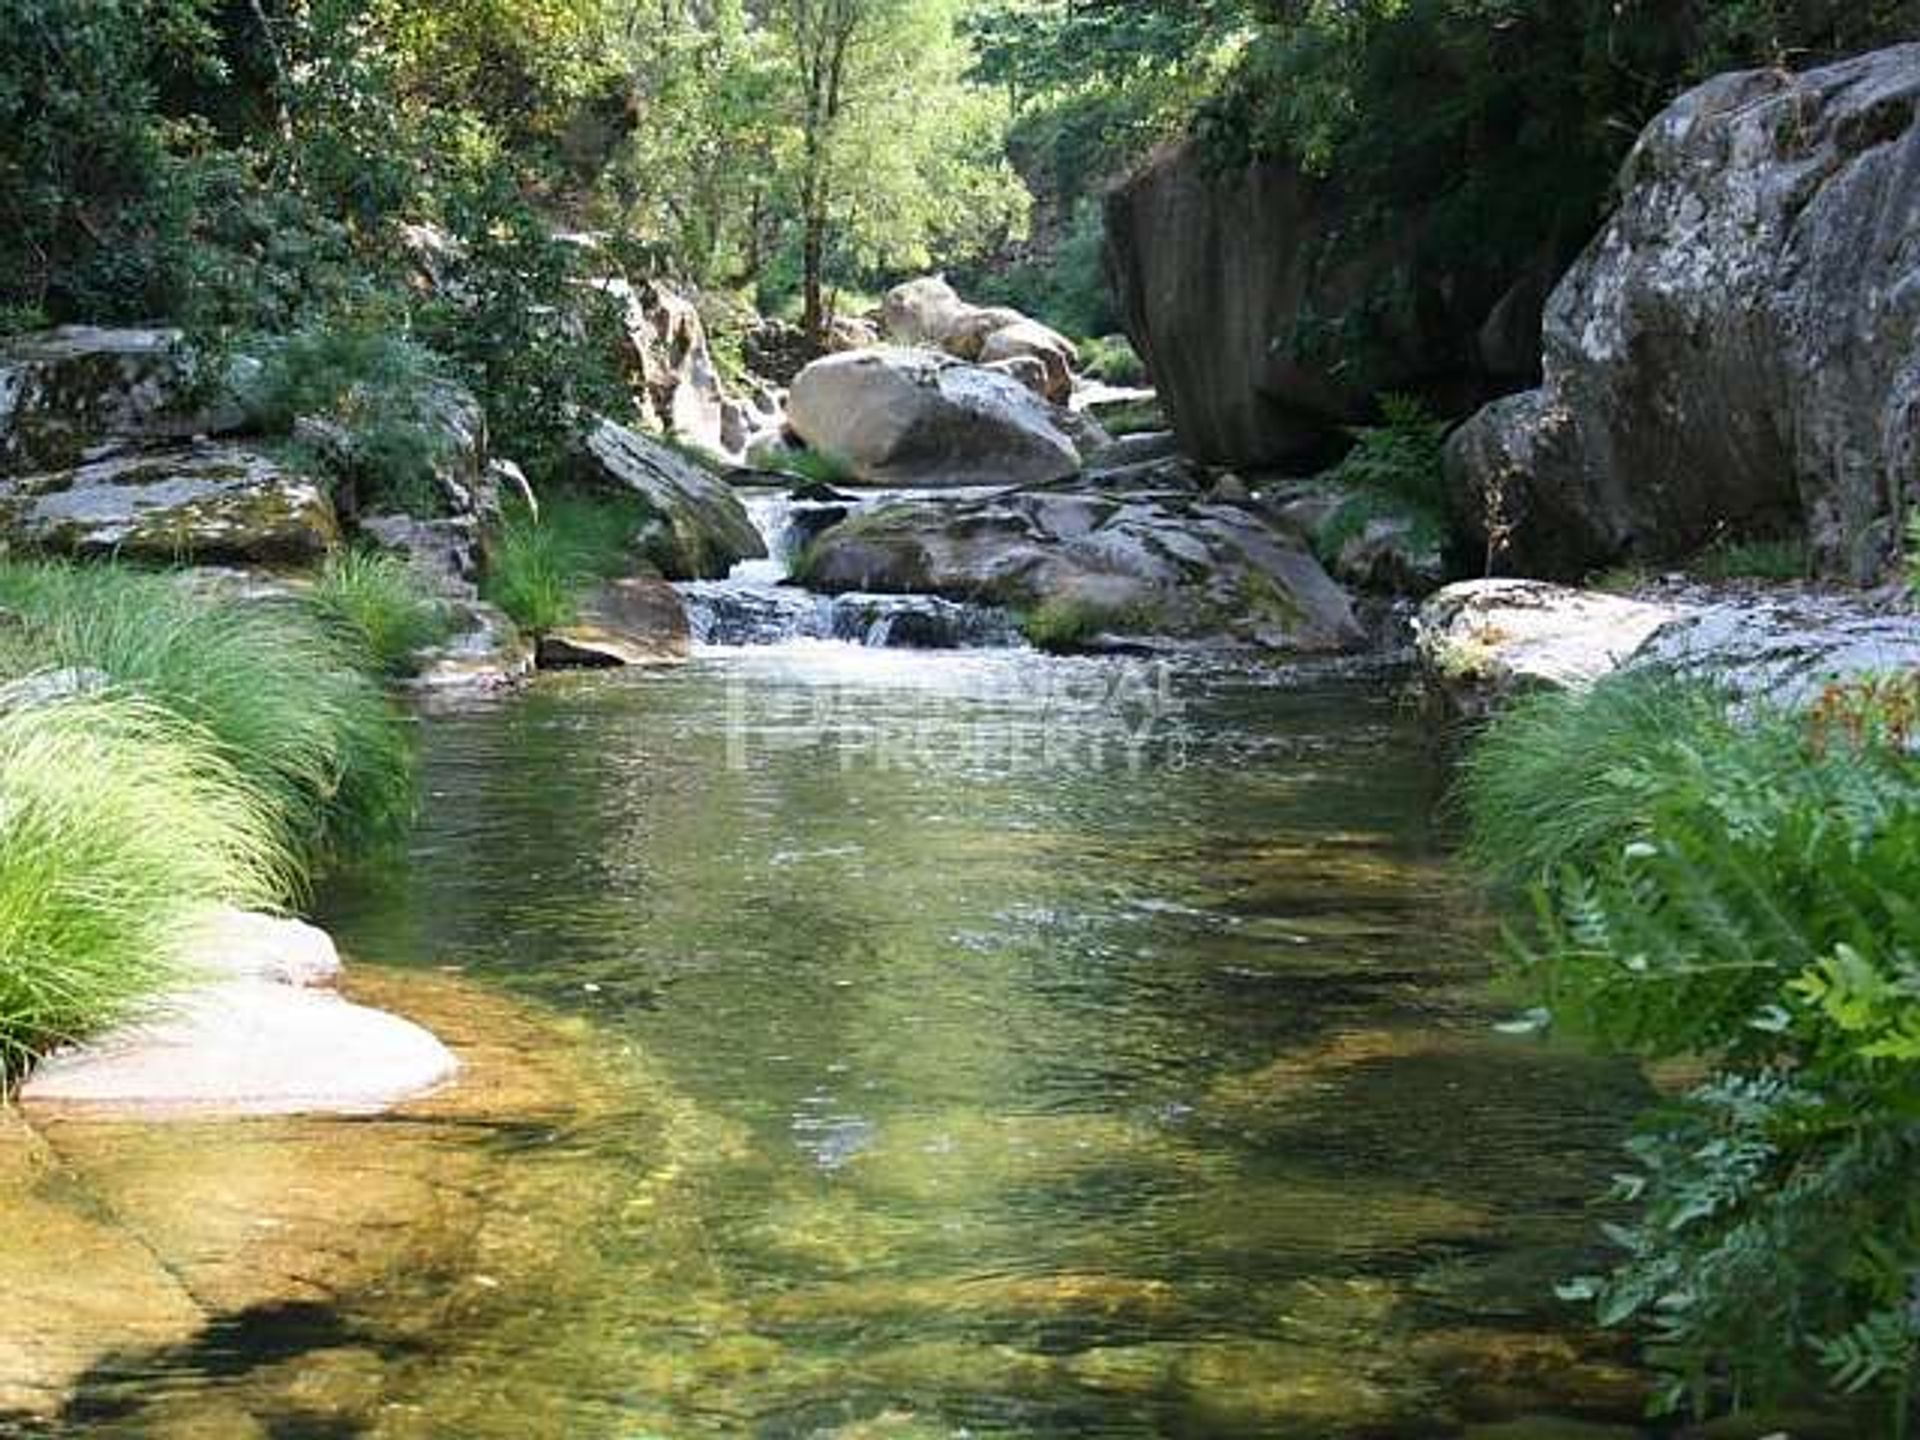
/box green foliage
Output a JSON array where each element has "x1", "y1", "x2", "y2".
[
  {"x1": 480, "y1": 493, "x2": 648, "y2": 634},
  {"x1": 413, "y1": 178, "x2": 631, "y2": 482},
  {"x1": 1019, "y1": 595, "x2": 1141, "y2": 653},
  {"x1": 0, "y1": 560, "x2": 414, "y2": 865},
  {"x1": 0, "y1": 694, "x2": 295, "y2": 1076},
  {"x1": 1691, "y1": 537, "x2": 1810, "y2": 583},
  {"x1": 0, "y1": 0, "x2": 206, "y2": 321},
  {"x1": 246, "y1": 320, "x2": 457, "y2": 515},
  {"x1": 1463, "y1": 672, "x2": 1920, "y2": 1427},
  {"x1": 307, "y1": 550, "x2": 455, "y2": 678},
  {"x1": 1313, "y1": 395, "x2": 1452, "y2": 565},
  {"x1": 767, "y1": 447, "x2": 856, "y2": 489},
  {"x1": 1079, "y1": 334, "x2": 1147, "y2": 387},
  {"x1": 959, "y1": 199, "x2": 1119, "y2": 340}
]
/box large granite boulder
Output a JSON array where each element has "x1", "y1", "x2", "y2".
[
  {"x1": 788, "y1": 347, "x2": 1085, "y2": 488},
  {"x1": 0, "y1": 327, "x2": 249, "y2": 474},
  {"x1": 1444, "y1": 45, "x2": 1920, "y2": 583},
  {"x1": 1104, "y1": 141, "x2": 1548, "y2": 468},
  {"x1": 0, "y1": 442, "x2": 340, "y2": 563},
  {"x1": 797, "y1": 464, "x2": 1364, "y2": 653},
  {"x1": 572, "y1": 419, "x2": 766, "y2": 580},
  {"x1": 880, "y1": 277, "x2": 1079, "y2": 403}
]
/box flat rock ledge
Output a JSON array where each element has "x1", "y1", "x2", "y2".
[
  {"x1": 1416, "y1": 577, "x2": 1920, "y2": 722},
  {"x1": 18, "y1": 908, "x2": 457, "y2": 1118}
]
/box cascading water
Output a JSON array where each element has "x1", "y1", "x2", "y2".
[{"x1": 675, "y1": 488, "x2": 1023, "y2": 650}]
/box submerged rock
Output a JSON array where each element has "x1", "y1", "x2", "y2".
[
  {"x1": 536, "y1": 577, "x2": 691, "y2": 668},
  {"x1": 1445, "y1": 44, "x2": 1920, "y2": 582},
  {"x1": 787, "y1": 347, "x2": 1085, "y2": 488},
  {"x1": 797, "y1": 472, "x2": 1364, "y2": 653},
  {"x1": 0, "y1": 441, "x2": 340, "y2": 563},
  {"x1": 572, "y1": 419, "x2": 766, "y2": 579},
  {"x1": 18, "y1": 911, "x2": 455, "y2": 1118}
]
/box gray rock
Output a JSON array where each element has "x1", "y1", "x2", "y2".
[
  {"x1": 1414, "y1": 579, "x2": 1681, "y2": 721},
  {"x1": 0, "y1": 327, "x2": 248, "y2": 475},
  {"x1": 535, "y1": 578, "x2": 691, "y2": 668},
  {"x1": 572, "y1": 419, "x2": 766, "y2": 579},
  {"x1": 0, "y1": 441, "x2": 340, "y2": 563},
  {"x1": 604, "y1": 277, "x2": 738, "y2": 461},
  {"x1": 404, "y1": 601, "x2": 534, "y2": 692},
  {"x1": 1087, "y1": 431, "x2": 1182, "y2": 470},
  {"x1": 881, "y1": 276, "x2": 1079, "y2": 401},
  {"x1": 1445, "y1": 44, "x2": 1920, "y2": 582},
  {"x1": 1414, "y1": 577, "x2": 1920, "y2": 719},
  {"x1": 1105, "y1": 141, "x2": 1543, "y2": 467},
  {"x1": 357, "y1": 512, "x2": 484, "y2": 598},
  {"x1": 18, "y1": 910, "x2": 455, "y2": 1118},
  {"x1": 788, "y1": 347, "x2": 1085, "y2": 488},
  {"x1": 799, "y1": 478, "x2": 1364, "y2": 654}
]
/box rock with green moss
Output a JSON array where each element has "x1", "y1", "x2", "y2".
[
  {"x1": 0, "y1": 441, "x2": 340, "y2": 563},
  {"x1": 0, "y1": 327, "x2": 248, "y2": 475},
  {"x1": 572, "y1": 419, "x2": 766, "y2": 580},
  {"x1": 797, "y1": 466, "x2": 1363, "y2": 654}
]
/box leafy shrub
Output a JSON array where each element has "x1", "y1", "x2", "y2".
[
  {"x1": 0, "y1": 561, "x2": 413, "y2": 865},
  {"x1": 0, "y1": 695, "x2": 294, "y2": 1076},
  {"x1": 413, "y1": 177, "x2": 631, "y2": 482},
  {"x1": 308, "y1": 549, "x2": 455, "y2": 678},
  {"x1": 246, "y1": 320, "x2": 458, "y2": 516},
  {"x1": 1462, "y1": 672, "x2": 1920, "y2": 1427},
  {"x1": 481, "y1": 493, "x2": 649, "y2": 634},
  {"x1": 1019, "y1": 595, "x2": 1144, "y2": 653}
]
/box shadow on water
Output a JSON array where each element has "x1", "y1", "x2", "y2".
[{"x1": 20, "y1": 647, "x2": 1663, "y2": 1437}]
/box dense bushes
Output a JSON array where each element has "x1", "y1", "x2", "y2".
[{"x1": 1462, "y1": 673, "x2": 1920, "y2": 1428}]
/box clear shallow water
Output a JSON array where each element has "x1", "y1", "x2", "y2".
[{"x1": 31, "y1": 646, "x2": 1657, "y2": 1437}]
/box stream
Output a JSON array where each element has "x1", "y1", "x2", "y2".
[{"x1": 14, "y1": 498, "x2": 1658, "y2": 1437}]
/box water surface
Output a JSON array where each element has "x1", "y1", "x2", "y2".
[{"x1": 32, "y1": 645, "x2": 1654, "y2": 1436}]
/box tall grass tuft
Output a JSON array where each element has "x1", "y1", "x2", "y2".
[
  {"x1": 1458, "y1": 672, "x2": 1794, "y2": 888},
  {"x1": 308, "y1": 549, "x2": 454, "y2": 678},
  {"x1": 0, "y1": 560, "x2": 414, "y2": 862},
  {"x1": 0, "y1": 696, "x2": 295, "y2": 1076},
  {"x1": 480, "y1": 493, "x2": 648, "y2": 634}
]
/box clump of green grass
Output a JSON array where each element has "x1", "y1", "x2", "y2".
[
  {"x1": 480, "y1": 492, "x2": 650, "y2": 635},
  {"x1": 0, "y1": 695, "x2": 295, "y2": 1076},
  {"x1": 0, "y1": 559, "x2": 413, "y2": 863},
  {"x1": 1019, "y1": 595, "x2": 1147, "y2": 653},
  {"x1": 1458, "y1": 671, "x2": 1785, "y2": 888},
  {"x1": 308, "y1": 549, "x2": 454, "y2": 678},
  {"x1": 1080, "y1": 334, "x2": 1147, "y2": 386},
  {"x1": 769, "y1": 446, "x2": 856, "y2": 489},
  {"x1": 1691, "y1": 535, "x2": 1809, "y2": 582}
]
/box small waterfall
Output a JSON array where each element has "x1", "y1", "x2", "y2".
[{"x1": 676, "y1": 487, "x2": 1022, "y2": 651}]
